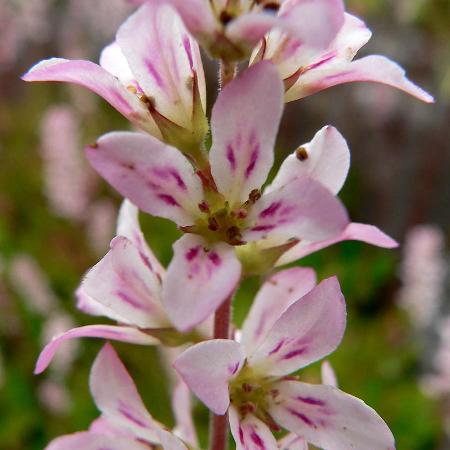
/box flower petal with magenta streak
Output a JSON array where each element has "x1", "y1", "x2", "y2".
[
  {"x1": 245, "y1": 177, "x2": 349, "y2": 243},
  {"x1": 269, "y1": 380, "x2": 395, "y2": 450},
  {"x1": 210, "y1": 62, "x2": 284, "y2": 206},
  {"x1": 90, "y1": 344, "x2": 161, "y2": 444},
  {"x1": 86, "y1": 131, "x2": 203, "y2": 226},
  {"x1": 76, "y1": 236, "x2": 168, "y2": 329},
  {"x1": 248, "y1": 277, "x2": 346, "y2": 377},
  {"x1": 173, "y1": 339, "x2": 245, "y2": 415},
  {"x1": 163, "y1": 235, "x2": 241, "y2": 332},
  {"x1": 117, "y1": 1, "x2": 206, "y2": 128},
  {"x1": 241, "y1": 267, "x2": 317, "y2": 356},
  {"x1": 35, "y1": 325, "x2": 156, "y2": 374},
  {"x1": 229, "y1": 406, "x2": 278, "y2": 450}
]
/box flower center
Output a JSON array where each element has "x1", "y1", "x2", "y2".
[{"x1": 180, "y1": 189, "x2": 262, "y2": 246}]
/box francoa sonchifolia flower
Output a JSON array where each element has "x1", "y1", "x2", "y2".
[
  {"x1": 251, "y1": 10, "x2": 433, "y2": 103},
  {"x1": 45, "y1": 344, "x2": 193, "y2": 450},
  {"x1": 23, "y1": 1, "x2": 208, "y2": 159},
  {"x1": 174, "y1": 276, "x2": 395, "y2": 450}
]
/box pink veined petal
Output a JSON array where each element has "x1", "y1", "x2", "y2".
[
  {"x1": 35, "y1": 325, "x2": 156, "y2": 375},
  {"x1": 244, "y1": 177, "x2": 349, "y2": 243},
  {"x1": 277, "y1": 222, "x2": 398, "y2": 266},
  {"x1": 165, "y1": 0, "x2": 217, "y2": 37},
  {"x1": 45, "y1": 432, "x2": 149, "y2": 450},
  {"x1": 226, "y1": 13, "x2": 280, "y2": 51},
  {"x1": 241, "y1": 267, "x2": 317, "y2": 356},
  {"x1": 89, "y1": 416, "x2": 134, "y2": 438},
  {"x1": 268, "y1": 380, "x2": 395, "y2": 450},
  {"x1": 76, "y1": 236, "x2": 168, "y2": 329},
  {"x1": 22, "y1": 58, "x2": 160, "y2": 136},
  {"x1": 210, "y1": 62, "x2": 284, "y2": 206},
  {"x1": 321, "y1": 361, "x2": 338, "y2": 388},
  {"x1": 172, "y1": 379, "x2": 198, "y2": 447},
  {"x1": 278, "y1": 433, "x2": 308, "y2": 450},
  {"x1": 163, "y1": 235, "x2": 241, "y2": 332},
  {"x1": 287, "y1": 54, "x2": 434, "y2": 103},
  {"x1": 248, "y1": 277, "x2": 346, "y2": 377},
  {"x1": 229, "y1": 406, "x2": 278, "y2": 450},
  {"x1": 90, "y1": 344, "x2": 161, "y2": 443},
  {"x1": 279, "y1": 0, "x2": 345, "y2": 49},
  {"x1": 266, "y1": 126, "x2": 350, "y2": 196},
  {"x1": 117, "y1": 200, "x2": 166, "y2": 279},
  {"x1": 158, "y1": 429, "x2": 189, "y2": 450},
  {"x1": 85, "y1": 131, "x2": 204, "y2": 226},
  {"x1": 173, "y1": 339, "x2": 245, "y2": 415},
  {"x1": 117, "y1": 1, "x2": 206, "y2": 128}
]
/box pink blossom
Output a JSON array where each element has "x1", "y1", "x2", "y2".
[
  {"x1": 83, "y1": 62, "x2": 354, "y2": 329},
  {"x1": 252, "y1": 11, "x2": 433, "y2": 103},
  {"x1": 85, "y1": 199, "x2": 117, "y2": 256},
  {"x1": 34, "y1": 200, "x2": 218, "y2": 374},
  {"x1": 133, "y1": 0, "x2": 345, "y2": 61},
  {"x1": 45, "y1": 344, "x2": 191, "y2": 450},
  {"x1": 174, "y1": 276, "x2": 395, "y2": 449},
  {"x1": 40, "y1": 105, "x2": 95, "y2": 221},
  {"x1": 23, "y1": 1, "x2": 207, "y2": 150}
]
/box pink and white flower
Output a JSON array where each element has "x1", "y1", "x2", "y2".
[
  {"x1": 22, "y1": 1, "x2": 208, "y2": 153},
  {"x1": 84, "y1": 62, "x2": 355, "y2": 329},
  {"x1": 174, "y1": 276, "x2": 396, "y2": 450},
  {"x1": 129, "y1": 0, "x2": 345, "y2": 61},
  {"x1": 34, "y1": 199, "x2": 222, "y2": 375},
  {"x1": 45, "y1": 343, "x2": 192, "y2": 450},
  {"x1": 251, "y1": 11, "x2": 433, "y2": 102}
]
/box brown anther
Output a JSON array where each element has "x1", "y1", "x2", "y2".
[
  {"x1": 248, "y1": 189, "x2": 262, "y2": 204},
  {"x1": 296, "y1": 146, "x2": 309, "y2": 161},
  {"x1": 219, "y1": 10, "x2": 234, "y2": 25},
  {"x1": 263, "y1": 2, "x2": 280, "y2": 12},
  {"x1": 226, "y1": 226, "x2": 241, "y2": 240},
  {"x1": 281, "y1": 375, "x2": 300, "y2": 381},
  {"x1": 208, "y1": 217, "x2": 220, "y2": 231},
  {"x1": 140, "y1": 94, "x2": 156, "y2": 111},
  {"x1": 127, "y1": 85, "x2": 138, "y2": 94},
  {"x1": 88, "y1": 142, "x2": 99, "y2": 149},
  {"x1": 239, "y1": 402, "x2": 256, "y2": 415},
  {"x1": 198, "y1": 201, "x2": 210, "y2": 213},
  {"x1": 242, "y1": 383, "x2": 253, "y2": 393},
  {"x1": 179, "y1": 225, "x2": 197, "y2": 233}
]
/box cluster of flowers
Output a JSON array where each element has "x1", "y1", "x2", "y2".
[{"x1": 24, "y1": 1, "x2": 433, "y2": 449}]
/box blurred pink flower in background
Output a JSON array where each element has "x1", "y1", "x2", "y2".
[
  {"x1": 86, "y1": 199, "x2": 117, "y2": 256},
  {"x1": 40, "y1": 106, "x2": 96, "y2": 221},
  {"x1": 397, "y1": 225, "x2": 447, "y2": 330}
]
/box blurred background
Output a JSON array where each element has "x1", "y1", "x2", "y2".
[{"x1": 0, "y1": 0, "x2": 449, "y2": 449}]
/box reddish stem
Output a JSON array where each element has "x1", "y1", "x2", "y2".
[{"x1": 209, "y1": 295, "x2": 232, "y2": 450}]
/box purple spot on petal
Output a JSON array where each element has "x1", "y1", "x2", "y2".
[
  {"x1": 250, "y1": 431, "x2": 265, "y2": 448},
  {"x1": 144, "y1": 58, "x2": 164, "y2": 88},
  {"x1": 245, "y1": 145, "x2": 259, "y2": 178},
  {"x1": 116, "y1": 291, "x2": 146, "y2": 310},
  {"x1": 118, "y1": 404, "x2": 148, "y2": 428},
  {"x1": 183, "y1": 35, "x2": 194, "y2": 69},
  {"x1": 307, "y1": 51, "x2": 337, "y2": 71},
  {"x1": 296, "y1": 396, "x2": 326, "y2": 407},
  {"x1": 208, "y1": 252, "x2": 221, "y2": 266},
  {"x1": 250, "y1": 225, "x2": 276, "y2": 232},
  {"x1": 283, "y1": 347, "x2": 307, "y2": 360},
  {"x1": 186, "y1": 246, "x2": 201, "y2": 261},
  {"x1": 259, "y1": 201, "x2": 282, "y2": 218},
  {"x1": 169, "y1": 169, "x2": 187, "y2": 190},
  {"x1": 226, "y1": 144, "x2": 237, "y2": 171},
  {"x1": 287, "y1": 408, "x2": 315, "y2": 427},
  {"x1": 158, "y1": 194, "x2": 179, "y2": 206},
  {"x1": 268, "y1": 339, "x2": 285, "y2": 355},
  {"x1": 110, "y1": 89, "x2": 133, "y2": 114},
  {"x1": 239, "y1": 426, "x2": 245, "y2": 444},
  {"x1": 228, "y1": 361, "x2": 240, "y2": 375}
]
